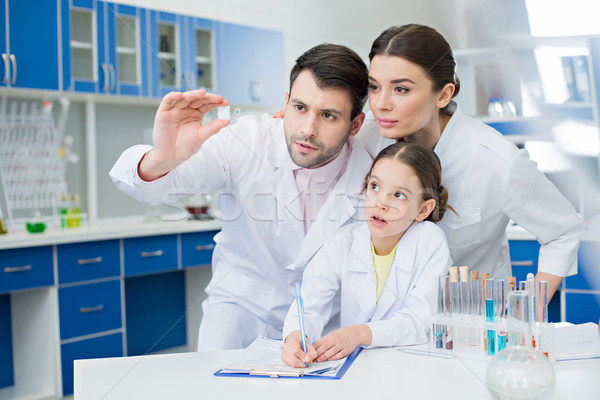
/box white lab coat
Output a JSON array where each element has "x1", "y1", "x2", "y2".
[
  {"x1": 109, "y1": 114, "x2": 373, "y2": 346},
  {"x1": 356, "y1": 104, "x2": 583, "y2": 279},
  {"x1": 282, "y1": 221, "x2": 452, "y2": 348}
]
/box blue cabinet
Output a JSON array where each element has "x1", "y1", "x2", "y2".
[
  {"x1": 125, "y1": 271, "x2": 186, "y2": 355},
  {"x1": 0, "y1": 0, "x2": 60, "y2": 90},
  {"x1": 181, "y1": 16, "x2": 218, "y2": 92},
  {"x1": 58, "y1": 279, "x2": 122, "y2": 340},
  {"x1": 181, "y1": 230, "x2": 216, "y2": 268},
  {"x1": 217, "y1": 23, "x2": 284, "y2": 107},
  {"x1": 61, "y1": 0, "x2": 149, "y2": 95},
  {"x1": 508, "y1": 240, "x2": 540, "y2": 283},
  {"x1": 0, "y1": 246, "x2": 54, "y2": 294},
  {"x1": 123, "y1": 234, "x2": 178, "y2": 276},
  {"x1": 0, "y1": 295, "x2": 13, "y2": 389},
  {"x1": 564, "y1": 241, "x2": 600, "y2": 324},
  {"x1": 57, "y1": 239, "x2": 120, "y2": 284},
  {"x1": 61, "y1": 332, "x2": 123, "y2": 396},
  {"x1": 148, "y1": 10, "x2": 185, "y2": 97}
]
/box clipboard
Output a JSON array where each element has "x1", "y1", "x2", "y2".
[{"x1": 213, "y1": 336, "x2": 363, "y2": 380}]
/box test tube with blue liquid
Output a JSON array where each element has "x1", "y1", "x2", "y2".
[
  {"x1": 496, "y1": 279, "x2": 507, "y2": 352},
  {"x1": 434, "y1": 275, "x2": 446, "y2": 348},
  {"x1": 484, "y1": 278, "x2": 496, "y2": 356}
]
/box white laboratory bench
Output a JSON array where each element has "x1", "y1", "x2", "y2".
[
  {"x1": 74, "y1": 346, "x2": 600, "y2": 400},
  {"x1": 0, "y1": 217, "x2": 223, "y2": 399},
  {"x1": 0, "y1": 217, "x2": 224, "y2": 250}
]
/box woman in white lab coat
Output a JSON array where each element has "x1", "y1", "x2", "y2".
[
  {"x1": 358, "y1": 24, "x2": 583, "y2": 300},
  {"x1": 282, "y1": 142, "x2": 452, "y2": 367}
]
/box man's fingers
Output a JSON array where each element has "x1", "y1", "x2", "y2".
[
  {"x1": 200, "y1": 119, "x2": 230, "y2": 140},
  {"x1": 158, "y1": 91, "x2": 184, "y2": 111}
]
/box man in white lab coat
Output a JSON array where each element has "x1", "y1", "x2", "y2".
[{"x1": 109, "y1": 44, "x2": 373, "y2": 350}]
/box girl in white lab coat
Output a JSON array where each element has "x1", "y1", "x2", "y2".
[
  {"x1": 281, "y1": 142, "x2": 452, "y2": 367},
  {"x1": 358, "y1": 24, "x2": 582, "y2": 301}
]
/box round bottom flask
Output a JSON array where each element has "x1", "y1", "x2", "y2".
[
  {"x1": 486, "y1": 345, "x2": 554, "y2": 399},
  {"x1": 486, "y1": 291, "x2": 555, "y2": 399}
]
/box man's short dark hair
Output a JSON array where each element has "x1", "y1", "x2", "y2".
[{"x1": 289, "y1": 43, "x2": 368, "y2": 120}]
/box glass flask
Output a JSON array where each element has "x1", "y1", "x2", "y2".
[{"x1": 486, "y1": 291, "x2": 555, "y2": 400}]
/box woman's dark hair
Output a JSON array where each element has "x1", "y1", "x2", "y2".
[
  {"x1": 289, "y1": 43, "x2": 368, "y2": 120},
  {"x1": 361, "y1": 142, "x2": 449, "y2": 223},
  {"x1": 369, "y1": 24, "x2": 460, "y2": 114}
]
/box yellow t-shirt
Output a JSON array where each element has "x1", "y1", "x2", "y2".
[{"x1": 371, "y1": 242, "x2": 398, "y2": 301}]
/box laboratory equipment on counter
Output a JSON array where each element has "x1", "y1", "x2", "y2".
[
  {"x1": 430, "y1": 269, "x2": 554, "y2": 361},
  {"x1": 486, "y1": 291, "x2": 555, "y2": 400}
]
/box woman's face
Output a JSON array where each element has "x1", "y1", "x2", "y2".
[{"x1": 368, "y1": 55, "x2": 442, "y2": 141}]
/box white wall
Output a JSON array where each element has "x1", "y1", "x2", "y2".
[{"x1": 118, "y1": 0, "x2": 459, "y2": 85}]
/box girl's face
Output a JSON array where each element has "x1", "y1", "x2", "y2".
[
  {"x1": 364, "y1": 157, "x2": 435, "y2": 255},
  {"x1": 368, "y1": 55, "x2": 445, "y2": 141}
]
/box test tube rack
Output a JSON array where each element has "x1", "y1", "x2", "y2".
[
  {"x1": 429, "y1": 314, "x2": 555, "y2": 362},
  {"x1": 0, "y1": 97, "x2": 70, "y2": 231}
]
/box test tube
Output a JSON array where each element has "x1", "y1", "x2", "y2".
[
  {"x1": 484, "y1": 278, "x2": 496, "y2": 356},
  {"x1": 526, "y1": 273, "x2": 536, "y2": 348},
  {"x1": 449, "y1": 267, "x2": 460, "y2": 348},
  {"x1": 442, "y1": 274, "x2": 453, "y2": 350},
  {"x1": 508, "y1": 276, "x2": 516, "y2": 291},
  {"x1": 470, "y1": 270, "x2": 481, "y2": 351},
  {"x1": 459, "y1": 266, "x2": 471, "y2": 315},
  {"x1": 434, "y1": 275, "x2": 446, "y2": 349},
  {"x1": 495, "y1": 279, "x2": 507, "y2": 352},
  {"x1": 508, "y1": 290, "x2": 531, "y2": 347},
  {"x1": 536, "y1": 280, "x2": 549, "y2": 357},
  {"x1": 470, "y1": 270, "x2": 481, "y2": 316},
  {"x1": 481, "y1": 273, "x2": 490, "y2": 352}
]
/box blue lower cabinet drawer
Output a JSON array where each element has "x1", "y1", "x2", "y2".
[
  {"x1": 508, "y1": 240, "x2": 540, "y2": 282},
  {"x1": 61, "y1": 332, "x2": 123, "y2": 396},
  {"x1": 0, "y1": 294, "x2": 14, "y2": 389},
  {"x1": 123, "y1": 235, "x2": 178, "y2": 276},
  {"x1": 565, "y1": 292, "x2": 600, "y2": 324},
  {"x1": 0, "y1": 246, "x2": 54, "y2": 294},
  {"x1": 58, "y1": 280, "x2": 122, "y2": 340},
  {"x1": 181, "y1": 231, "x2": 217, "y2": 268},
  {"x1": 125, "y1": 271, "x2": 186, "y2": 355},
  {"x1": 57, "y1": 240, "x2": 121, "y2": 284},
  {"x1": 565, "y1": 241, "x2": 600, "y2": 290}
]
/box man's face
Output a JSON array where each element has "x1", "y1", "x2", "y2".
[{"x1": 283, "y1": 70, "x2": 357, "y2": 169}]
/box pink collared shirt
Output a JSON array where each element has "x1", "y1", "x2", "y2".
[{"x1": 293, "y1": 141, "x2": 352, "y2": 233}]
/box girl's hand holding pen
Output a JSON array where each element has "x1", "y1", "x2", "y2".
[{"x1": 282, "y1": 331, "x2": 318, "y2": 368}]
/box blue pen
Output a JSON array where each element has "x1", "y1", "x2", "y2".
[{"x1": 295, "y1": 282, "x2": 309, "y2": 367}]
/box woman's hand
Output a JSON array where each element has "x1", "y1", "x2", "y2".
[
  {"x1": 313, "y1": 324, "x2": 372, "y2": 362},
  {"x1": 281, "y1": 331, "x2": 318, "y2": 367}
]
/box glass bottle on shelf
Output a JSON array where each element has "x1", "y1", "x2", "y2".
[
  {"x1": 502, "y1": 98, "x2": 517, "y2": 118},
  {"x1": 488, "y1": 97, "x2": 504, "y2": 118}
]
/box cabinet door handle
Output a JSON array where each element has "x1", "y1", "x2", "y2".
[
  {"x1": 78, "y1": 256, "x2": 103, "y2": 265},
  {"x1": 141, "y1": 250, "x2": 163, "y2": 258},
  {"x1": 79, "y1": 304, "x2": 104, "y2": 313},
  {"x1": 511, "y1": 260, "x2": 534, "y2": 267},
  {"x1": 2, "y1": 53, "x2": 9, "y2": 85},
  {"x1": 195, "y1": 244, "x2": 215, "y2": 251},
  {"x1": 9, "y1": 54, "x2": 16, "y2": 85},
  {"x1": 108, "y1": 63, "x2": 116, "y2": 92},
  {"x1": 101, "y1": 63, "x2": 109, "y2": 92},
  {"x1": 4, "y1": 265, "x2": 32, "y2": 273}
]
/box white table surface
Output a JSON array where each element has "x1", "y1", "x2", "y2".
[{"x1": 75, "y1": 347, "x2": 600, "y2": 400}]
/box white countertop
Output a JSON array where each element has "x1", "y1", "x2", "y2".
[
  {"x1": 1, "y1": 218, "x2": 599, "y2": 250},
  {"x1": 0, "y1": 217, "x2": 223, "y2": 250},
  {"x1": 74, "y1": 346, "x2": 600, "y2": 400}
]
